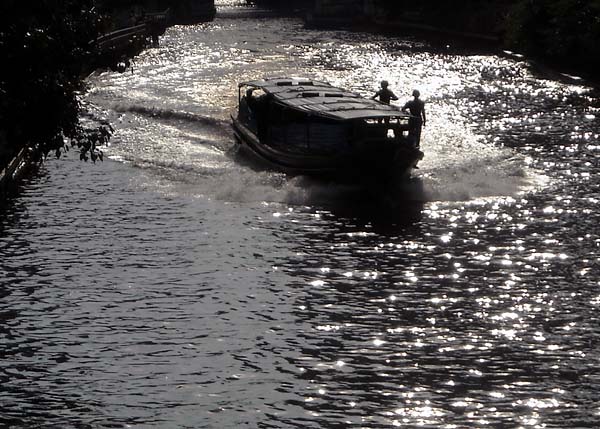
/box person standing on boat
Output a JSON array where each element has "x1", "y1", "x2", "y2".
[
  {"x1": 371, "y1": 80, "x2": 398, "y2": 105},
  {"x1": 402, "y1": 89, "x2": 426, "y2": 147},
  {"x1": 239, "y1": 88, "x2": 256, "y2": 130}
]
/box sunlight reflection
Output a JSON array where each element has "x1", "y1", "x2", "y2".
[
  {"x1": 491, "y1": 329, "x2": 519, "y2": 340},
  {"x1": 77, "y1": 9, "x2": 600, "y2": 429}
]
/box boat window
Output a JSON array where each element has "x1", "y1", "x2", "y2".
[
  {"x1": 301, "y1": 92, "x2": 320, "y2": 98},
  {"x1": 364, "y1": 117, "x2": 404, "y2": 125},
  {"x1": 297, "y1": 81, "x2": 314, "y2": 86},
  {"x1": 269, "y1": 120, "x2": 348, "y2": 154},
  {"x1": 324, "y1": 93, "x2": 343, "y2": 97},
  {"x1": 276, "y1": 81, "x2": 293, "y2": 86}
]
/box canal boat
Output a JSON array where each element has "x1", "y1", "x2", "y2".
[{"x1": 231, "y1": 77, "x2": 423, "y2": 183}]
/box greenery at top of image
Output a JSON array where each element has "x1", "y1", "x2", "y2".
[{"x1": 506, "y1": 0, "x2": 600, "y2": 71}]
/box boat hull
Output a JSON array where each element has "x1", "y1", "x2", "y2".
[{"x1": 232, "y1": 116, "x2": 423, "y2": 183}]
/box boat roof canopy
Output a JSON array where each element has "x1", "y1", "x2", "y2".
[{"x1": 239, "y1": 77, "x2": 410, "y2": 121}]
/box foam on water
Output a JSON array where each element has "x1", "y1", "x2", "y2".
[{"x1": 414, "y1": 112, "x2": 537, "y2": 202}]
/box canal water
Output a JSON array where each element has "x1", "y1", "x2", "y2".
[{"x1": 2, "y1": 1, "x2": 599, "y2": 427}]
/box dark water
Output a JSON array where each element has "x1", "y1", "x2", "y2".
[{"x1": 2, "y1": 1, "x2": 600, "y2": 427}]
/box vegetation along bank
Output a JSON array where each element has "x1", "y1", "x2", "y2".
[{"x1": 0, "y1": 0, "x2": 215, "y2": 194}]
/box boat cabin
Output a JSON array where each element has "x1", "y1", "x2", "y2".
[{"x1": 236, "y1": 78, "x2": 414, "y2": 153}]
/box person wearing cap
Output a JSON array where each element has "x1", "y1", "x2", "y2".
[
  {"x1": 402, "y1": 89, "x2": 426, "y2": 147},
  {"x1": 371, "y1": 80, "x2": 398, "y2": 105}
]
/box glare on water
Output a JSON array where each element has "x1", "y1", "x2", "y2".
[{"x1": 1, "y1": 0, "x2": 599, "y2": 428}]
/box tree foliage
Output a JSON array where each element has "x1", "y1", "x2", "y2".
[
  {"x1": 377, "y1": 0, "x2": 600, "y2": 75},
  {"x1": 0, "y1": 0, "x2": 110, "y2": 169},
  {"x1": 506, "y1": 0, "x2": 600, "y2": 73}
]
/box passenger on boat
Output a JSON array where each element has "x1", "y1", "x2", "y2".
[
  {"x1": 402, "y1": 90, "x2": 426, "y2": 147},
  {"x1": 246, "y1": 90, "x2": 269, "y2": 142},
  {"x1": 371, "y1": 80, "x2": 398, "y2": 105},
  {"x1": 239, "y1": 88, "x2": 256, "y2": 130}
]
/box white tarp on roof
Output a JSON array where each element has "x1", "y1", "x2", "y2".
[{"x1": 240, "y1": 77, "x2": 409, "y2": 120}]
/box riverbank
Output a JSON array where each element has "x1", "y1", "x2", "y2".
[
  {"x1": 0, "y1": 1, "x2": 216, "y2": 196},
  {"x1": 0, "y1": 0, "x2": 94, "y2": 196}
]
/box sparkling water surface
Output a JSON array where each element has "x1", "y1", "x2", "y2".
[{"x1": 1, "y1": 1, "x2": 599, "y2": 427}]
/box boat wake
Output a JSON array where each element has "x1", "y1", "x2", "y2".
[
  {"x1": 406, "y1": 109, "x2": 541, "y2": 202},
  {"x1": 416, "y1": 150, "x2": 537, "y2": 202},
  {"x1": 112, "y1": 104, "x2": 231, "y2": 131},
  {"x1": 84, "y1": 97, "x2": 538, "y2": 209}
]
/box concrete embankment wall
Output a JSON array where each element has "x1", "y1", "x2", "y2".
[{"x1": 0, "y1": 147, "x2": 30, "y2": 196}]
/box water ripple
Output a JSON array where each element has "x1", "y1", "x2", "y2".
[{"x1": 1, "y1": 2, "x2": 600, "y2": 427}]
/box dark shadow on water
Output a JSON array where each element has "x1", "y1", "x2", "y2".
[
  {"x1": 229, "y1": 146, "x2": 425, "y2": 231},
  {"x1": 291, "y1": 175, "x2": 426, "y2": 232},
  {"x1": 0, "y1": 166, "x2": 44, "y2": 230}
]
